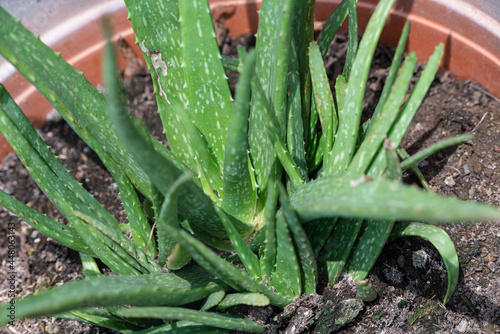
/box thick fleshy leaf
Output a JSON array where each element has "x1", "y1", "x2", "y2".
[
  {"x1": 343, "y1": 0, "x2": 358, "y2": 80},
  {"x1": 0, "y1": 6, "x2": 154, "y2": 197},
  {"x1": 114, "y1": 307, "x2": 266, "y2": 333},
  {"x1": 348, "y1": 52, "x2": 417, "y2": 174},
  {"x1": 324, "y1": 0, "x2": 396, "y2": 174},
  {"x1": 291, "y1": 175, "x2": 500, "y2": 223},
  {"x1": 222, "y1": 50, "x2": 257, "y2": 222},
  {"x1": 0, "y1": 266, "x2": 228, "y2": 326},
  {"x1": 317, "y1": 0, "x2": 350, "y2": 58},
  {"x1": 179, "y1": 0, "x2": 233, "y2": 171},
  {"x1": 248, "y1": 0, "x2": 295, "y2": 196},
  {"x1": 319, "y1": 218, "x2": 362, "y2": 284},
  {"x1": 279, "y1": 187, "x2": 317, "y2": 294},
  {"x1": 167, "y1": 223, "x2": 291, "y2": 308},
  {"x1": 389, "y1": 222, "x2": 460, "y2": 304},
  {"x1": 104, "y1": 36, "x2": 254, "y2": 239},
  {"x1": 217, "y1": 293, "x2": 270, "y2": 309},
  {"x1": 309, "y1": 41, "x2": 337, "y2": 156}
]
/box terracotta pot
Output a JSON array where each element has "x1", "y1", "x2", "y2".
[{"x1": 0, "y1": 0, "x2": 498, "y2": 160}]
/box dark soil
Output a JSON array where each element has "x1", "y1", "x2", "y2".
[{"x1": 1, "y1": 29, "x2": 499, "y2": 334}]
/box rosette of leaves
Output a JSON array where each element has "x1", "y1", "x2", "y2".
[{"x1": 0, "y1": 0, "x2": 498, "y2": 332}]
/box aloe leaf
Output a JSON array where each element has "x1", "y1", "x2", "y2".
[
  {"x1": 263, "y1": 183, "x2": 279, "y2": 279},
  {"x1": 179, "y1": 0, "x2": 233, "y2": 170},
  {"x1": 131, "y1": 322, "x2": 229, "y2": 334},
  {"x1": 124, "y1": 0, "x2": 197, "y2": 172},
  {"x1": 0, "y1": 6, "x2": 153, "y2": 198},
  {"x1": 388, "y1": 44, "x2": 444, "y2": 146},
  {"x1": 166, "y1": 244, "x2": 192, "y2": 270},
  {"x1": 200, "y1": 290, "x2": 226, "y2": 311},
  {"x1": 346, "y1": 219, "x2": 395, "y2": 282},
  {"x1": 400, "y1": 134, "x2": 474, "y2": 171},
  {"x1": 364, "y1": 21, "x2": 411, "y2": 138},
  {"x1": 279, "y1": 187, "x2": 317, "y2": 294},
  {"x1": 0, "y1": 265, "x2": 226, "y2": 326},
  {"x1": 325, "y1": 0, "x2": 396, "y2": 174},
  {"x1": 104, "y1": 37, "x2": 253, "y2": 239},
  {"x1": 318, "y1": 218, "x2": 363, "y2": 283},
  {"x1": 80, "y1": 253, "x2": 101, "y2": 278},
  {"x1": 383, "y1": 141, "x2": 402, "y2": 180},
  {"x1": 222, "y1": 50, "x2": 257, "y2": 222},
  {"x1": 396, "y1": 147, "x2": 431, "y2": 191},
  {"x1": 167, "y1": 224, "x2": 291, "y2": 308},
  {"x1": 368, "y1": 44, "x2": 444, "y2": 177},
  {"x1": 249, "y1": 0, "x2": 296, "y2": 196},
  {"x1": 74, "y1": 211, "x2": 160, "y2": 274},
  {"x1": 273, "y1": 0, "x2": 297, "y2": 130},
  {"x1": 287, "y1": 40, "x2": 309, "y2": 183},
  {"x1": 348, "y1": 52, "x2": 417, "y2": 174},
  {"x1": 272, "y1": 215, "x2": 302, "y2": 298},
  {"x1": 309, "y1": 41, "x2": 338, "y2": 156},
  {"x1": 304, "y1": 218, "x2": 338, "y2": 256},
  {"x1": 291, "y1": 175, "x2": 500, "y2": 223},
  {"x1": 0, "y1": 188, "x2": 92, "y2": 255},
  {"x1": 0, "y1": 89, "x2": 138, "y2": 273},
  {"x1": 252, "y1": 77, "x2": 305, "y2": 190},
  {"x1": 292, "y1": 0, "x2": 316, "y2": 149},
  {"x1": 216, "y1": 206, "x2": 261, "y2": 280},
  {"x1": 114, "y1": 307, "x2": 266, "y2": 333},
  {"x1": 222, "y1": 55, "x2": 241, "y2": 72},
  {"x1": 55, "y1": 308, "x2": 141, "y2": 333},
  {"x1": 389, "y1": 222, "x2": 460, "y2": 304},
  {"x1": 0, "y1": 84, "x2": 121, "y2": 230},
  {"x1": 317, "y1": 0, "x2": 350, "y2": 58},
  {"x1": 217, "y1": 293, "x2": 270, "y2": 309},
  {"x1": 156, "y1": 173, "x2": 192, "y2": 267},
  {"x1": 117, "y1": 172, "x2": 156, "y2": 259},
  {"x1": 343, "y1": 0, "x2": 358, "y2": 80},
  {"x1": 68, "y1": 212, "x2": 144, "y2": 276}
]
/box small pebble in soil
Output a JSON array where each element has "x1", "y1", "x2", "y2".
[
  {"x1": 444, "y1": 175, "x2": 456, "y2": 186},
  {"x1": 412, "y1": 249, "x2": 430, "y2": 268}
]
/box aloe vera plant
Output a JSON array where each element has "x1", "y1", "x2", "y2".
[{"x1": 0, "y1": 0, "x2": 499, "y2": 332}]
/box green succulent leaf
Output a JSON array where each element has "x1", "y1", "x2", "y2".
[
  {"x1": 309, "y1": 41, "x2": 338, "y2": 157},
  {"x1": 279, "y1": 187, "x2": 318, "y2": 294},
  {"x1": 156, "y1": 173, "x2": 193, "y2": 268},
  {"x1": 217, "y1": 293, "x2": 270, "y2": 309},
  {"x1": 0, "y1": 187, "x2": 92, "y2": 256},
  {"x1": 400, "y1": 134, "x2": 474, "y2": 171},
  {"x1": 286, "y1": 40, "x2": 309, "y2": 184},
  {"x1": 389, "y1": 222, "x2": 460, "y2": 304},
  {"x1": 217, "y1": 206, "x2": 261, "y2": 280},
  {"x1": 348, "y1": 52, "x2": 417, "y2": 175},
  {"x1": 0, "y1": 6, "x2": 154, "y2": 197},
  {"x1": 179, "y1": 0, "x2": 233, "y2": 172},
  {"x1": 167, "y1": 221, "x2": 291, "y2": 308},
  {"x1": 200, "y1": 290, "x2": 226, "y2": 311},
  {"x1": 55, "y1": 308, "x2": 142, "y2": 333},
  {"x1": 249, "y1": 0, "x2": 296, "y2": 197},
  {"x1": 131, "y1": 322, "x2": 230, "y2": 334},
  {"x1": 114, "y1": 307, "x2": 266, "y2": 333},
  {"x1": 222, "y1": 49, "x2": 257, "y2": 222},
  {"x1": 291, "y1": 175, "x2": 500, "y2": 223},
  {"x1": 325, "y1": 0, "x2": 396, "y2": 174},
  {"x1": 343, "y1": 0, "x2": 358, "y2": 80},
  {"x1": 317, "y1": 0, "x2": 350, "y2": 58},
  {"x1": 364, "y1": 21, "x2": 411, "y2": 139},
  {"x1": 319, "y1": 218, "x2": 363, "y2": 284},
  {"x1": 0, "y1": 266, "x2": 227, "y2": 327},
  {"x1": 104, "y1": 35, "x2": 253, "y2": 239}
]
